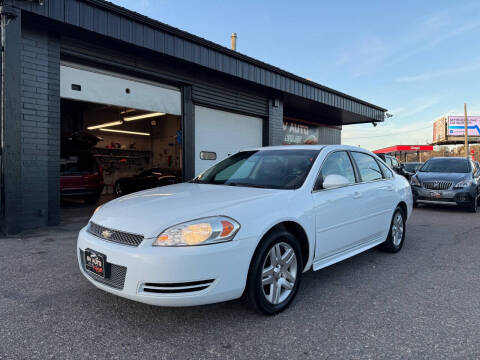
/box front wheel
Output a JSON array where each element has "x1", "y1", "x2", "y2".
[
  {"x1": 245, "y1": 230, "x2": 303, "y2": 315},
  {"x1": 468, "y1": 195, "x2": 478, "y2": 213},
  {"x1": 380, "y1": 207, "x2": 406, "y2": 253}
]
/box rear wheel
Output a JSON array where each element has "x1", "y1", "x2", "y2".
[
  {"x1": 380, "y1": 207, "x2": 406, "y2": 253},
  {"x1": 245, "y1": 230, "x2": 303, "y2": 315}
]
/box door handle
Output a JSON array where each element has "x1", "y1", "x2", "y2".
[
  {"x1": 384, "y1": 185, "x2": 394, "y2": 191},
  {"x1": 353, "y1": 191, "x2": 362, "y2": 199}
]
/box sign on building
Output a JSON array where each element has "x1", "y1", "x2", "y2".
[{"x1": 283, "y1": 120, "x2": 320, "y2": 145}]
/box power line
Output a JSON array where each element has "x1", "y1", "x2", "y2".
[{"x1": 342, "y1": 124, "x2": 431, "y2": 140}]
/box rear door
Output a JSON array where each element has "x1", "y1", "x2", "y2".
[{"x1": 350, "y1": 152, "x2": 393, "y2": 242}]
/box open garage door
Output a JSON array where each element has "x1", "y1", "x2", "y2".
[
  {"x1": 195, "y1": 106, "x2": 263, "y2": 175},
  {"x1": 60, "y1": 64, "x2": 183, "y2": 213},
  {"x1": 60, "y1": 64, "x2": 181, "y2": 115}
]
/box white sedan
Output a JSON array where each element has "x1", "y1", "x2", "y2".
[{"x1": 77, "y1": 145, "x2": 413, "y2": 314}]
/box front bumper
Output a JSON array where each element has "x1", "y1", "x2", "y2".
[
  {"x1": 77, "y1": 227, "x2": 256, "y2": 307},
  {"x1": 412, "y1": 186, "x2": 475, "y2": 205}
]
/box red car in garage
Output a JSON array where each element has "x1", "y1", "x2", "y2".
[{"x1": 61, "y1": 152, "x2": 104, "y2": 205}]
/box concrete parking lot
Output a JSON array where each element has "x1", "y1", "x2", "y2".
[{"x1": 1, "y1": 205, "x2": 480, "y2": 359}]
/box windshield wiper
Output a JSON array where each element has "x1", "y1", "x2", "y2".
[{"x1": 191, "y1": 179, "x2": 210, "y2": 184}]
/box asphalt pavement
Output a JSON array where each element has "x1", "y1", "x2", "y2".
[{"x1": 1, "y1": 204, "x2": 480, "y2": 359}]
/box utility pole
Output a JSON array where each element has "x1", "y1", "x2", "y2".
[{"x1": 464, "y1": 103, "x2": 469, "y2": 158}]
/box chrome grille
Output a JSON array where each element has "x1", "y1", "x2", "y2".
[
  {"x1": 80, "y1": 250, "x2": 127, "y2": 290},
  {"x1": 423, "y1": 181, "x2": 452, "y2": 190},
  {"x1": 87, "y1": 222, "x2": 144, "y2": 247}
]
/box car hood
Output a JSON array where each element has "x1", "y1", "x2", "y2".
[
  {"x1": 416, "y1": 172, "x2": 470, "y2": 183},
  {"x1": 91, "y1": 183, "x2": 283, "y2": 238}
]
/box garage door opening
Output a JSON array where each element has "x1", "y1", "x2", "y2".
[
  {"x1": 60, "y1": 99, "x2": 182, "y2": 213},
  {"x1": 59, "y1": 64, "x2": 183, "y2": 217}
]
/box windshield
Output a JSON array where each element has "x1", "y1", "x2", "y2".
[
  {"x1": 420, "y1": 159, "x2": 470, "y2": 173},
  {"x1": 403, "y1": 163, "x2": 422, "y2": 172},
  {"x1": 194, "y1": 150, "x2": 319, "y2": 189}
]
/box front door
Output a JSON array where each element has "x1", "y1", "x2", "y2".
[{"x1": 313, "y1": 151, "x2": 363, "y2": 261}]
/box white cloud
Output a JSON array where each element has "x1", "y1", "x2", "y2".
[
  {"x1": 395, "y1": 62, "x2": 480, "y2": 83},
  {"x1": 342, "y1": 102, "x2": 480, "y2": 150},
  {"x1": 336, "y1": 2, "x2": 480, "y2": 77}
]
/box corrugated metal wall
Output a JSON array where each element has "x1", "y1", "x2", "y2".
[
  {"x1": 192, "y1": 83, "x2": 268, "y2": 117},
  {"x1": 318, "y1": 126, "x2": 341, "y2": 144}
]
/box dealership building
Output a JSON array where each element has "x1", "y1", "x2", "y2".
[{"x1": 0, "y1": 0, "x2": 386, "y2": 234}]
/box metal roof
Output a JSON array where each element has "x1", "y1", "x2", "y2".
[{"x1": 14, "y1": 0, "x2": 387, "y2": 122}]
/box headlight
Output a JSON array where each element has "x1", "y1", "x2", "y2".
[
  {"x1": 153, "y1": 216, "x2": 241, "y2": 246},
  {"x1": 410, "y1": 176, "x2": 421, "y2": 186},
  {"x1": 454, "y1": 179, "x2": 473, "y2": 188}
]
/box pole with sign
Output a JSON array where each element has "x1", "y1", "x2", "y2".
[{"x1": 464, "y1": 103, "x2": 469, "y2": 158}]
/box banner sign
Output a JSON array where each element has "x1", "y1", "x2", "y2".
[
  {"x1": 283, "y1": 120, "x2": 319, "y2": 145},
  {"x1": 447, "y1": 116, "x2": 480, "y2": 137}
]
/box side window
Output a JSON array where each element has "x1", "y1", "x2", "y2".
[
  {"x1": 386, "y1": 157, "x2": 393, "y2": 168},
  {"x1": 315, "y1": 151, "x2": 356, "y2": 190},
  {"x1": 379, "y1": 161, "x2": 393, "y2": 179},
  {"x1": 391, "y1": 157, "x2": 400, "y2": 168},
  {"x1": 351, "y1": 152, "x2": 383, "y2": 182}
]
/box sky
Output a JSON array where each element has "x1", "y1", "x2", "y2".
[{"x1": 110, "y1": 0, "x2": 480, "y2": 150}]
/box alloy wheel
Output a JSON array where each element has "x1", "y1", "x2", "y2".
[
  {"x1": 261, "y1": 242, "x2": 298, "y2": 305},
  {"x1": 391, "y1": 212, "x2": 404, "y2": 247}
]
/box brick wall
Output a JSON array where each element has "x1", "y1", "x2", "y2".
[
  {"x1": 21, "y1": 27, "x2": 60, "y2": 229},
  {"x1": 268, "y1": 99, "x2": 284, "y2": 145}
]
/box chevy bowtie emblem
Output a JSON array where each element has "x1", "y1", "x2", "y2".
[
  {"x1": 102, "y1": 230, "x2": 112, "y2": 239},
  {"x1": 434, "y1": 181, "x2": 439, "y2": 188}
]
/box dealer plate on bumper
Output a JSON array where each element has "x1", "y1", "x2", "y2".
[
  {"x1": 85, "y1": 249, "x2": 106, "y2": 278},
  {"x1": 428, "y1": 190, "x2": 454, "y2": 200}
]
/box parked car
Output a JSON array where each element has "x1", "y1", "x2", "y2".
[
  {"x1": 411, "y1": 157, "x2": 480, "y2": 212},
  {"x1": 114, "y1": 168, "x2": 178, "y2": 197},
  {"x1": 377, "y1": 154, "x2": 408, "y2": 178},
  {"x1": 77, "y1": 145, "x2": 412, "y2": 314},
  {"x1": 402, "y1": 162, "x2": 423, "y2": 180},
  {"x1": 60, "y1": 153, "x2": 104, "y2": 204}
]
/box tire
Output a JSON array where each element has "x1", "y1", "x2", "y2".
[
  {"x1": 468, "y1": 195, "x2": 478, "y2": 213},
  {"x1": 380, "y1": 206, "x2": 406, "y2": 253},
  {"x1": 114, "y1": 182, "x2": 125, "y2": 197},
  {"x1": 245, "y1": 229, "x2": 303, "y2": 315}
]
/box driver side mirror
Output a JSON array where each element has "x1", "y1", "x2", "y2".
[{"x1": 322, "y1": 174, "x2": 351, "y2": 189}]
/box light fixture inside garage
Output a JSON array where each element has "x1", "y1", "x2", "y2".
[
  {"x1": 100, "y1": 128, "x2": 150, "y2": 136},
  {"x1": 87, "y1": 120, "x2": 123, "y2": 130},
  {"x1": 123, "y1": 112, "x2": 165, "y2": 121}
]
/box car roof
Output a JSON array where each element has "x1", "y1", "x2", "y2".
[
  {"x1": 427, "y1": 157, "x2": 469, "y2": 160},
  {"x1": 246, "y1": 144, "x2": 371, "y2": 152}
]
